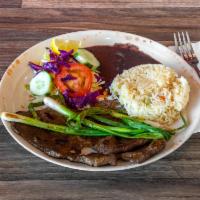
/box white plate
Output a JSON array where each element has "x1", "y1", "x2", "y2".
[{"x1": 0, "y1": 30, "x2": 200, "y2": 171}]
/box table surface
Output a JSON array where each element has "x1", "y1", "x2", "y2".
[{"x1": 0, "y1": 1, "x2": 200, "y2": 200}]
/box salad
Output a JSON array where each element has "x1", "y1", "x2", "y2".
[{"x1": 28, "y1": 39, "x2": 106, "y2": 109}]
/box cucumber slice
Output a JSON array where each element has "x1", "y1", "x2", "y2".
[
  {"x1": 74, "y1": 49, "x2": 100, "y2": 69},
  {"x1": 30, "y1": 71, "x2": 53, "y2": 96}
]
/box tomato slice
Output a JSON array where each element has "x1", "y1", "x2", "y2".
[{"x1": 54, "y1": 63, "x2": 93, "y2": 97}]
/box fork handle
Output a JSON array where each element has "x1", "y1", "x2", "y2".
[{"x1": 189, "y1": 62, "x2": 200, "y2": 78}]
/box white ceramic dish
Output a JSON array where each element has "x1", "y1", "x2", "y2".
[{"x1": 0, "y1": 30, "x2": 200, "y2": 171}]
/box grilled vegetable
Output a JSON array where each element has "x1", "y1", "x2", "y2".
[{"x1": 1, "y1": 97, "x2": 173, "y2": 140}]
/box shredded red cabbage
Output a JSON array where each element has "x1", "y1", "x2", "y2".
[
  {"x1": 63, "y1": 90, "x2": 101, "y2": 109},
  {"x1": 55, "y1": 50, "x2": 73, "y2": 68},
  {"x1": 29, "y1": 62, "x2": 42, "y2": 71},
  {"x1": 29, "y1": 49, "x2": 74, "y2": 74},
  {"x1": 49, "y1": 49, "x2": 57, "y2": 61},
  {"x1": 59, "y1": 49, "x2": 73, "y2": 60},
  {"x1": 61, "y1": 74, "x2": 76, "y2": 81},
  {"x1": 43, "y1": 61, "x2": 60, "y2": 74}
]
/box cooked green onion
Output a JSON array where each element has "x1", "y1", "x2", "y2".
[
  {"x1": 28, "y1": 101, "x2": 44, "y2": 119},
  {"x1": 0, "y1": 97, "x2": 178, "y2": 140}
]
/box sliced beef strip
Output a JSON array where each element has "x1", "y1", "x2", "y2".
[
  {"x1": 81, "y1": 136, "x2": 149, "y2": 155},
  {"x1": 120, "y1": 139, "x2": 166, "y2": 164},
  {"x1": 67, "y1": 153, "x2": 117, "y2": 167},
  {"x1": 13, "y1": 121, "x2": 74, "y2": 158},
  {"x1": 13, "y1": 117, "x2": 96, "y2": 157}
]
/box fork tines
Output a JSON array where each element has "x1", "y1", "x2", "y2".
[
  {"x1": 174, "y1": 31, "x2": 200, "y2": 78},
  {"x1": 174, "y1": 31, "x2": 196, "y2": 61}
]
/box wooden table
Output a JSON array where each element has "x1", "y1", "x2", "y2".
[{"x1": 0, "y1": 1, "x2": 200, "y2": 199}]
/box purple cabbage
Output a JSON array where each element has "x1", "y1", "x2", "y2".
[
  {"x1": 29, "y1": 49, "x2": 74, "y2": 74},
  {"x1": 55, "y1": 49, "x2": 73, "y2": 68},
  {"x1": 49, "y1": 49, "x2": 57, "y2": 61},
  {"x1": 43, "y1": 61, "x2": 60, "y2": 74},
  {"x1": 61, "y1": 74, "x2": 76, "y2": 81},
  {"x1": 56, "y1": 59, "x2": 70, "y2": 68},
  {"x1": 59, "y1": 49, "x2": 73, "y2": 60},
  {"x1": 84, "y1": 90, "x2": 101, "y2": 105},
  {"x1": 63, "y1": 90, "x2": 101, "y2": 109},
  {"x1": 29, "y1": 62, "x2": 42, "y2": 71}
]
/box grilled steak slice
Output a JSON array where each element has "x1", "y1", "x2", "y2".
[
  {"x1": 13, "y1": 122, "x2": 72, "y2": 158},
  {"x1": 13, "y1": 120, "x2": 95, "y2": 157},
  {"x1": 120, "y1": 140, "x2": 166, "y2": 163},
  {"x1": 81, "y1": 136, "x2": 149, "y2": 155},
  {"x1": 67, "y1": 153, "x2": 117, "y2": 167}
]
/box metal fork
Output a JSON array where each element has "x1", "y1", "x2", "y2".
[{"x1": 174, "y1": 31, "x2": 200, "y2": 78}]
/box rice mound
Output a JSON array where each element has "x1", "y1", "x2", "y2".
[{"x1": 110, "y1": 64, "x2": 190, "y2": 125}]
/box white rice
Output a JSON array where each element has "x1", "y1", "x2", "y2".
[{"x1": 110, "y1": 64, "x2": 190, "y2": 125}]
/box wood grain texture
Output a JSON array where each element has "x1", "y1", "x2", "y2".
[
  {"x1": 0, "y1": 0, "x2": 21, "y2": 8},
  {"x1": 1, "y1": 8, "x2": 200, "y2": 41},
  {"x1": 22, "y1": 0, "x2": 200, "y2": 8},
  {"x1": 0, "y1": 1, "x2": 200, "y2": 199},
  {"x1": 0, "y1": 180, "x2": 200, "y2": 200}
]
